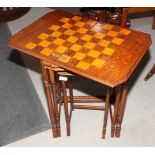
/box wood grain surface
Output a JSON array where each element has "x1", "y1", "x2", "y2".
[{"x1": 8, "y1": 10, "x2": 152, "y2": 87}]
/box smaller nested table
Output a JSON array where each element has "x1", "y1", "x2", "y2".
[{"x1": 8, "y1": 11, "x2": 151, "y2": 138}]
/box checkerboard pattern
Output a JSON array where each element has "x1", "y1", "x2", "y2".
[
  {"x1": 24, "y1": 15, "x2": 132, "y2": 71},
  {"x1": 25, "y1": 16, "x2": 96, "y2": 56}
]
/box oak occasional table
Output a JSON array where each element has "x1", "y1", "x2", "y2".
[{"x1": 8, "y1": 11, "x2": 151, "y2": 139}]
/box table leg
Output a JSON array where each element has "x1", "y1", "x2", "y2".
[
  {"x1": 102, "y1": 87, "x2": 110, "y2": 139},
  {"x1": 55, "y1": 76, "x2": 63, "y2": 137},
  {"x1": 62, "y1": 81, "x2": 71, "y2": 136},
  {"x1": 115, "y1": 83, "x2": 128, "y2": 137},
  {"x1": 49, "y1": 69, "x2": 61, "y2": 137},
  {"x1": 40, "y1": 61, "x2": 57, "y2": 138},
  {"x1": 111, "y1": 86, "x2": 121, "y2": 137},
  {"x1": 69, "y1": 77, "x2": 74, "y2": 111},
  {"x1": 56, "y1": 79, "x2": 63, "y2": 117}
]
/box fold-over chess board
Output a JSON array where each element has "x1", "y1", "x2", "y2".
[{"x1": 8, "y1": 11, "x2": 151, "y2": 87}]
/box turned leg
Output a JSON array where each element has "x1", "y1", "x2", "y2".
[
  {"x1": 57, "y1": 79, "x2": 63, "y2": 110},
  {"x1": 40, "y1": 61, "x2": 57, "y2": 138},
  {"x1": 69, "y1": 77, "x2": 74, "y2": 111},
  {"x1": 55, "y1": 76, "x2": 63, "y2": 134},
  {"x1": 61, "y1": 81, "x2": 71, "y2": 136},
  {"x1": 49, "y1": 70, "x2": 61, "y2": 137},
  {"x1": 115, "y1": 83, "x2": 128, "y2": 138},
  {"x1": 102, "y1": 87, "x2": 110, "y2": 139},
  {"x1": 111, "y1": 86, "x2": 121, "y2": 137}
]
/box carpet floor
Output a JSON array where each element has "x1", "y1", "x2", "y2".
[{"x1": 0, "y1": 22, "x2": 51, "y2": 146}]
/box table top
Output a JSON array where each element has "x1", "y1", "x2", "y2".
[{"x1": 8, "y1": 11, "x2": 152, "y2": 87}]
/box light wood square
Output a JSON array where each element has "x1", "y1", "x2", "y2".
[
  {"x1": 75, "y1": 21, "x2": 85, "y2": 27},
  {"x1": 88, "y1": 50, "x2": 100, "y2": 58},
  {"x1": 73, "y1": 52, "x2": 86, "y2": 60},
  {"x1": 72, "y1": 16, "x2": 82, "y2": 21},
  {"x1": 70, "y1": 44, "x2": 82, "y2": 52},
  {"x1": 51, "y1": 31, "x2": 62, "y2": 37},
  {"x1": 120, "y1": 28, "x2": 131, "y2": 35},
  {"x1": 107, "y1": 31, "x2": 119, "y2": 37},
  {"x1": 49, "y1": 25, "x2": 60, "y2": 31},
  {"x1": 77, "y1": 28, "x2": 88, "y2": 34},
  {"x1": 55, "y1": 46, "x2": 68, "y2": 54},
  {"x1": 94, "y1": 33, "x2": 105, "y2": 39},
  {"x1": 53, "y1": 38, "x2": 65, "y2": 45},
  {"x1": 40, "y1": 48, "x2": 53, "y2": 56},
  {"x1": 98, "y1": 40, "x2": 110, "y2": 47},
  {"x1": 67, "y1": 36, "x2": 78, "y2": 43},
  {"x1": 76, "y1": 61, "x2": 90, "y2": 70},
  {"x1": 39, "y1": 40, "x2": 51, "y2": 47},
  {"x1": 62, "y1": 23, "x2": 72, "y2": 29},
  {"x1": 60, "y1": 17, "x2": 70, "y2": 23},
  {"x1": 38, "y1": 33, "x2": 49, "y2": 39},
  {"x1": 91, "y1": 59, "x2": 105, "y2": 68},
  {"x1": 112, "y1": 38, "x2": 124, "y2": 45},
  {"x1": 84, "y1": 42, "x2": 96, "y2": 49},
  {"x1": 64, "y1": 29, "x2": 75, "y2": 35},
  {"x1": 81, "y1": 34, "x2": 92, "y2": 41},
  {"x1": 102, "y1": 47, "x2": 114, "y2": 56},
  {"x1": 25, "y1": 42, "x2": 37, "y2": 50}
]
